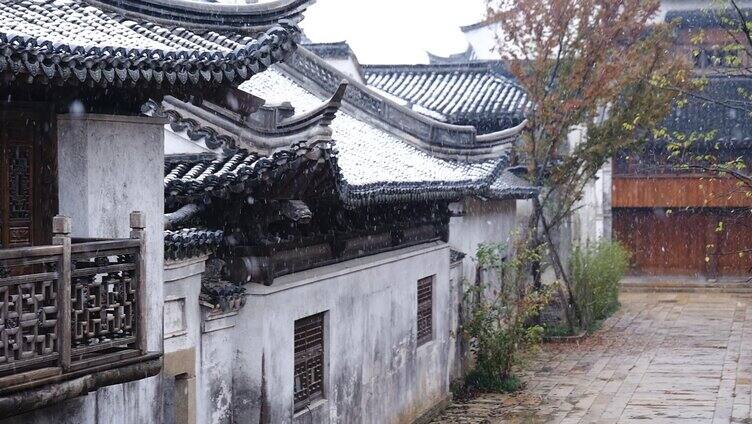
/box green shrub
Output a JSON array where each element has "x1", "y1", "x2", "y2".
[
  {"x1": 463, "y1": 242, "x2": 552, "y2": 392},
  {"x1": 570, "y1": 240, "x2": 630, "y2": 329}
]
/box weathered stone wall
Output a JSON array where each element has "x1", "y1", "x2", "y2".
[
  {"x1": 224, "y1": 242, "x2": 452, "y2": 424},
  {"x1": 1, "y1": 114, "x2": 166, "y2": 424},
  {"x1": 161, "y1": 256, "x2": 246, "y2": 424}
]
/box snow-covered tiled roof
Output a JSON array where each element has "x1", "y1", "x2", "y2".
[
  {"x1": 486, "y1": 169, "x2": 538, "y2": 199},
  {"x1": 0, "y1": 0, "x2": 298, "y2": 88},
  {"x1": 242, "y1": 69, "x2": 490, "y2": 178},
  {"x1": 363, "y1": 61, "x2": 528, "y2": 133},
  {"x1": 283, "y1": 48, "x2": 524, "y2": 156},
  {"x1": 237, "y1": 67, "x2": 537, "y2": 205}
]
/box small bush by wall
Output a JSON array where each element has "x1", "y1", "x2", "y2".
[{"x1": 570, "y1": 240, "x2": 630, "y2": 330}]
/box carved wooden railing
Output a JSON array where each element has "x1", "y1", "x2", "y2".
[{"x1": 0, "y1": 212, "x2": 147, "y2": 383}]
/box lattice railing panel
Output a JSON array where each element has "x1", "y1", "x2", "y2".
[
  {"x1": 0, "y1": 247, "x2": 62, "y2": 375},
  {"x1": 70, "y1": 243, "x2": 140, "y2": 356},
  {"x1": 0, "y1": 213, "x2": 148, "y2": 395}
]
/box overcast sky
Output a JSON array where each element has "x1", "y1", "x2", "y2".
[{"x1": 299, "y1": 0, "x2": 488, "y2": 65}]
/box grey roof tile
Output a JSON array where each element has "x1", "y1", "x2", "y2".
[
  {"x1": 164, "y1": 140, "x2": 326, "y2": 198},
  {"x1": 0, "y1": 0, "x2": 299, "y2": 88},
  {"x1": 165, "y1": 227, "x2": 224, "y2": 261},
  {"x1": 662, "y1": 76, "x2": 752, "y2": 145},
  {"x1": 363, "y1": 61, "x2": 528, "y2": 133}
]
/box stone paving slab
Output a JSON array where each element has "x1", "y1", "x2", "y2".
[{"x1": 433, "y1": 291, "x2": 752, "y2": 424}]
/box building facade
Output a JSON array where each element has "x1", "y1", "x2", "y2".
[
  {"x1": 0, "y1": 0, "x2": 304, "y2": 422},
  {"x1": 157, "y1": 43, "x2": 536, "y2": 423},
  {"x1": 0, "y1": 1, "x2": 540, "y2": 422},
  {"x1": 612, "y1": 3, "x2": 752, "y2": 276}
]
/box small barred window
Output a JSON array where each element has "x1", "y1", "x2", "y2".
[
  {"x1": 417, "y1": 276, "x2": 433, "y2": 345},
  {"x1": 294, "y1": 312, "x2": 325, "y2": 411}
]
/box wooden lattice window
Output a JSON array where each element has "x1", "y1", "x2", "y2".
[
  {"x1": 417, "y1": 276, "x2": 433, "y2": 345},
  {"x1": 294, "y1": 312, "x2": 325, "y2": 412}
]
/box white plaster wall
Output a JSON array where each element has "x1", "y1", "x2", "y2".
[
  {"x1": 162, "y1": 257, "x2": 241, "y2": 424},
  {"x1": 449, "y1": 198, "x2": 517, "y2": 283},
  {"x1": 164, "y1": 128, "x2": 214, "y2": 156},
  {"x1": 163, "y1": 257, "x2": 204, "y2": 361},
  {"x1": 447, "y1": 261, "x2": 465, "y2": 382},
  {"x1": 200, "y1": 310, "x2": 239, "y2": 424},
  {"x1": 573, "y1": 162, "x2": 612, "y2": 247},
  {"x1": 446, "y1": 198, "x2": 519, "y2": 381},
  {"x1": 228, "y1": 242, "x2": 451, "y2": 424},
  {"x1": 2, "y1": 114, "x2": 166, "y2": 424},
  {"x1": 567, "y1": 126, "x2": 612, "y2": 247}
]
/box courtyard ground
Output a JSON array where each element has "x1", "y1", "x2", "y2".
[{"x1": 434, "y1": 290, "x2": 752, "y2": 423}]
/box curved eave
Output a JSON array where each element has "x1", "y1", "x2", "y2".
[
  {"x1": 163, "y1": 140, "x2": 331, "y2": 202},
  {"x1": 89, "y1": 0, "x2": 314, "y2": 31},
  {"x1": 334, "y1": 155, "x2": 515, "y2": 208},
  {"x1": 0, "y1": 24, "x2": 299, "y2": 90},
  {"x1": 485, "y1": 187, "x2": 539, "y2": 200}
]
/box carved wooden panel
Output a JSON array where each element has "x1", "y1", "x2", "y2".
[
  {"x1": 0, "y1": 108, "x2": 48, "y2": 249},
  {"x1": 8, "y1": 144, "x2": 32, "y2": 221}
]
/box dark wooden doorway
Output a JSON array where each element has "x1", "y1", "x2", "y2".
[{"x1": 0, "y1": 106, "x2": 57, "y2": 248}]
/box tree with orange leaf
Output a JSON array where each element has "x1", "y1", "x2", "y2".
[{"x1": 485, "y1": 0, "x2": 692, "y2": 328}]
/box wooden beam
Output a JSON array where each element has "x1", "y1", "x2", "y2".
[{"x1": 130, "y1": 211, "x2": 148, "y2": 354}]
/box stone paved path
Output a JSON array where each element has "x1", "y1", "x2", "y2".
[{"x1": 434, "y1": 291, "x2": 752, "y2": 423}]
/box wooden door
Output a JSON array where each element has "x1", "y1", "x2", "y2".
[
  {"x1": 0, "y1": 107, "x2": 56, "y2": 248},
  {"x1": 715, "y1": 209, "x2": 752, "y2": 275},
  {"x1": 613, "y1": 208, "x2": 752, "y2": 276}
]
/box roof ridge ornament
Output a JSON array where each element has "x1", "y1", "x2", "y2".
[{"x1": 155, "y1": 82, "x2": 348, "y2": 153}]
